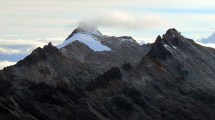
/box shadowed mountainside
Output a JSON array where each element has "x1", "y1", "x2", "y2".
[{"x1": 0, "y1": 26, "x2": 215, "y2": 120}]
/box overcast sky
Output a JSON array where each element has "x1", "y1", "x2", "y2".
[{"x1": 1, "y1": 0, "x2": 215, "y2": 69}]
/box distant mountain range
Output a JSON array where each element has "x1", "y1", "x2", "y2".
[
  {"x1": 0, "y1": 24, "x2": 215, "y2": 120},
  {"x1": 201, "y1": 32, "x2": 215, "y2": 43}
]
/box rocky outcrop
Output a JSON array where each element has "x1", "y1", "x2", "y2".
[{"x1": 86, "y1": 67, "x2": 122, "y2": 91}]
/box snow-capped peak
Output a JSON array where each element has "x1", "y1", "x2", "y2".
[
  {"x1": 57, "y1": 23, "x2": 111, "y2": 51},
  {"x1": 57, "y1": 32, "x2": 111, "y2": 51}
]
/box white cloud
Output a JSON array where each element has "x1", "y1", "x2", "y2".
[
  {"x1": 0, "y1": 38, "x2": 63, "y2": 47},
  {"x1": 0, "y1": 38, "x2": 64, "y2": 56},
  {"x1": 0, "y1": 39, "x2": 45, "y2": 55},
  {"x1": 86, "y1": 11, "x2": 167, "y2": 30},
  {"x1": 0, "y1": 60, "x2": 16, "y2": 70},
  {"x1": 0, "y1": 0, "x2": 215, "y2": 42},
  {"x1": 0, "y1": 37, "x2": 65, "y2": 69},
  {"x1": 197, "y1": 42, "x2": 215, "y2": 49},
  {"x1": 0, "y1": 47, "x2": 23, "y2": 55}
]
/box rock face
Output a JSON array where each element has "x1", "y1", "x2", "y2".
[{"x1": 0, "y1": 27, "x2": 215, "y2": 120}]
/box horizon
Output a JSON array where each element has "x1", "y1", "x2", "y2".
[{"x1": 1, "y1": 0, "x2": 215, "y2": 69}]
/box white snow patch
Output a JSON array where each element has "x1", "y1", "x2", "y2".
[
  {"x1": 163, "y1": 44, "x2": 175, "y2": 52},
  {"x1": 91, "y1": 31, "x2": 102, "y2": 36},
  {"x1": 173, "y1": 46, "x2": 177, "y2": 49},
  {"x1": 121, "y1": 38, "x2": 134, "y2": 42},
  {"x1": 57, "y1": 33, "x2": 111, "y2": 51},
  {"x1": 163, "y1": 44, "x2": 171, "y2": 50}
]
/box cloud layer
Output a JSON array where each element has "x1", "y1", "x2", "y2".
[
  {"x1": 0, "y1": 60, "x2": 16, "y2": 70},
  {"x1": 1, "y1": 0, "x2": 215, "y2": 40},
  {"x1": 0, "y1": 38, "x2": 64, "y2": 68},
  {"x1": 0, "y1": 38, "x2": 63, "y2": 55},
  {"x1": 86, "y1": 12, "x2": 166, "y2": 30}
]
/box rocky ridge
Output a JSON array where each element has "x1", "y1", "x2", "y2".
[{"x1": 0, "y1": 26, "x2": 215, "y2": 120}]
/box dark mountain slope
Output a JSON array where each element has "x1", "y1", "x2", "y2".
[{"x1": 0, "y1": 27, "x2": 215, "y2": 120}]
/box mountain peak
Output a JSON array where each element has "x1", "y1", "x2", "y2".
[
  {"x1": 146, "y1": 28, "x2": 182, "y2": 60},
  {"x1": 201, "y1": 32, "x2": 215, "y2": 43},
  {"x1": 154, "y1": 35, "x2": 162, "y2": 43},
  {"x1": 65, "y1": 23, "x2": 102, "y2": 41},
  {"x1": 154, "y1": 28, "x2": 180, "y2": 44},
  {"x1": 165, "y1": 28, "x2": 179, "y2": 35},
  {"x1": 163, "y1": 28, "x2": 181, "y2": 40},
  {"x1": 66, "y1": 23, "x2": 102, "y2": 40}
]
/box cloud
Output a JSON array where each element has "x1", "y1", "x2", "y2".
[
  {"x1": 0, "y1": 47, "x2": 23, "y2": 55},
  {"x1": 0, "y1": 37, "x2": 65, "y2": 69},
  {"x1": 0, "y1": 37, "x2": 64, "y2": 59},
  {"x1": 1, "y1": 0, "x2": 215, "y2": 42},
  {"x1": 197, "y1": 42, "x2": 215, "y2": 49},
  {"x1": 0, "y1": 38, "x2": 63, "y2": 47},
  {"x1": 0, "y1": 60, "x2": 16, "y2": 70},
  {"x1": 85, "y1": 12, "x2": 165, "y2": 30},
  {"x1": 0, "y1": 39, "x2": 46, "y2": 55}
]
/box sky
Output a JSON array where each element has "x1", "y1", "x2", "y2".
[{"x1": 1, "y1": 0, "x2": 215, "y2": 69}]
